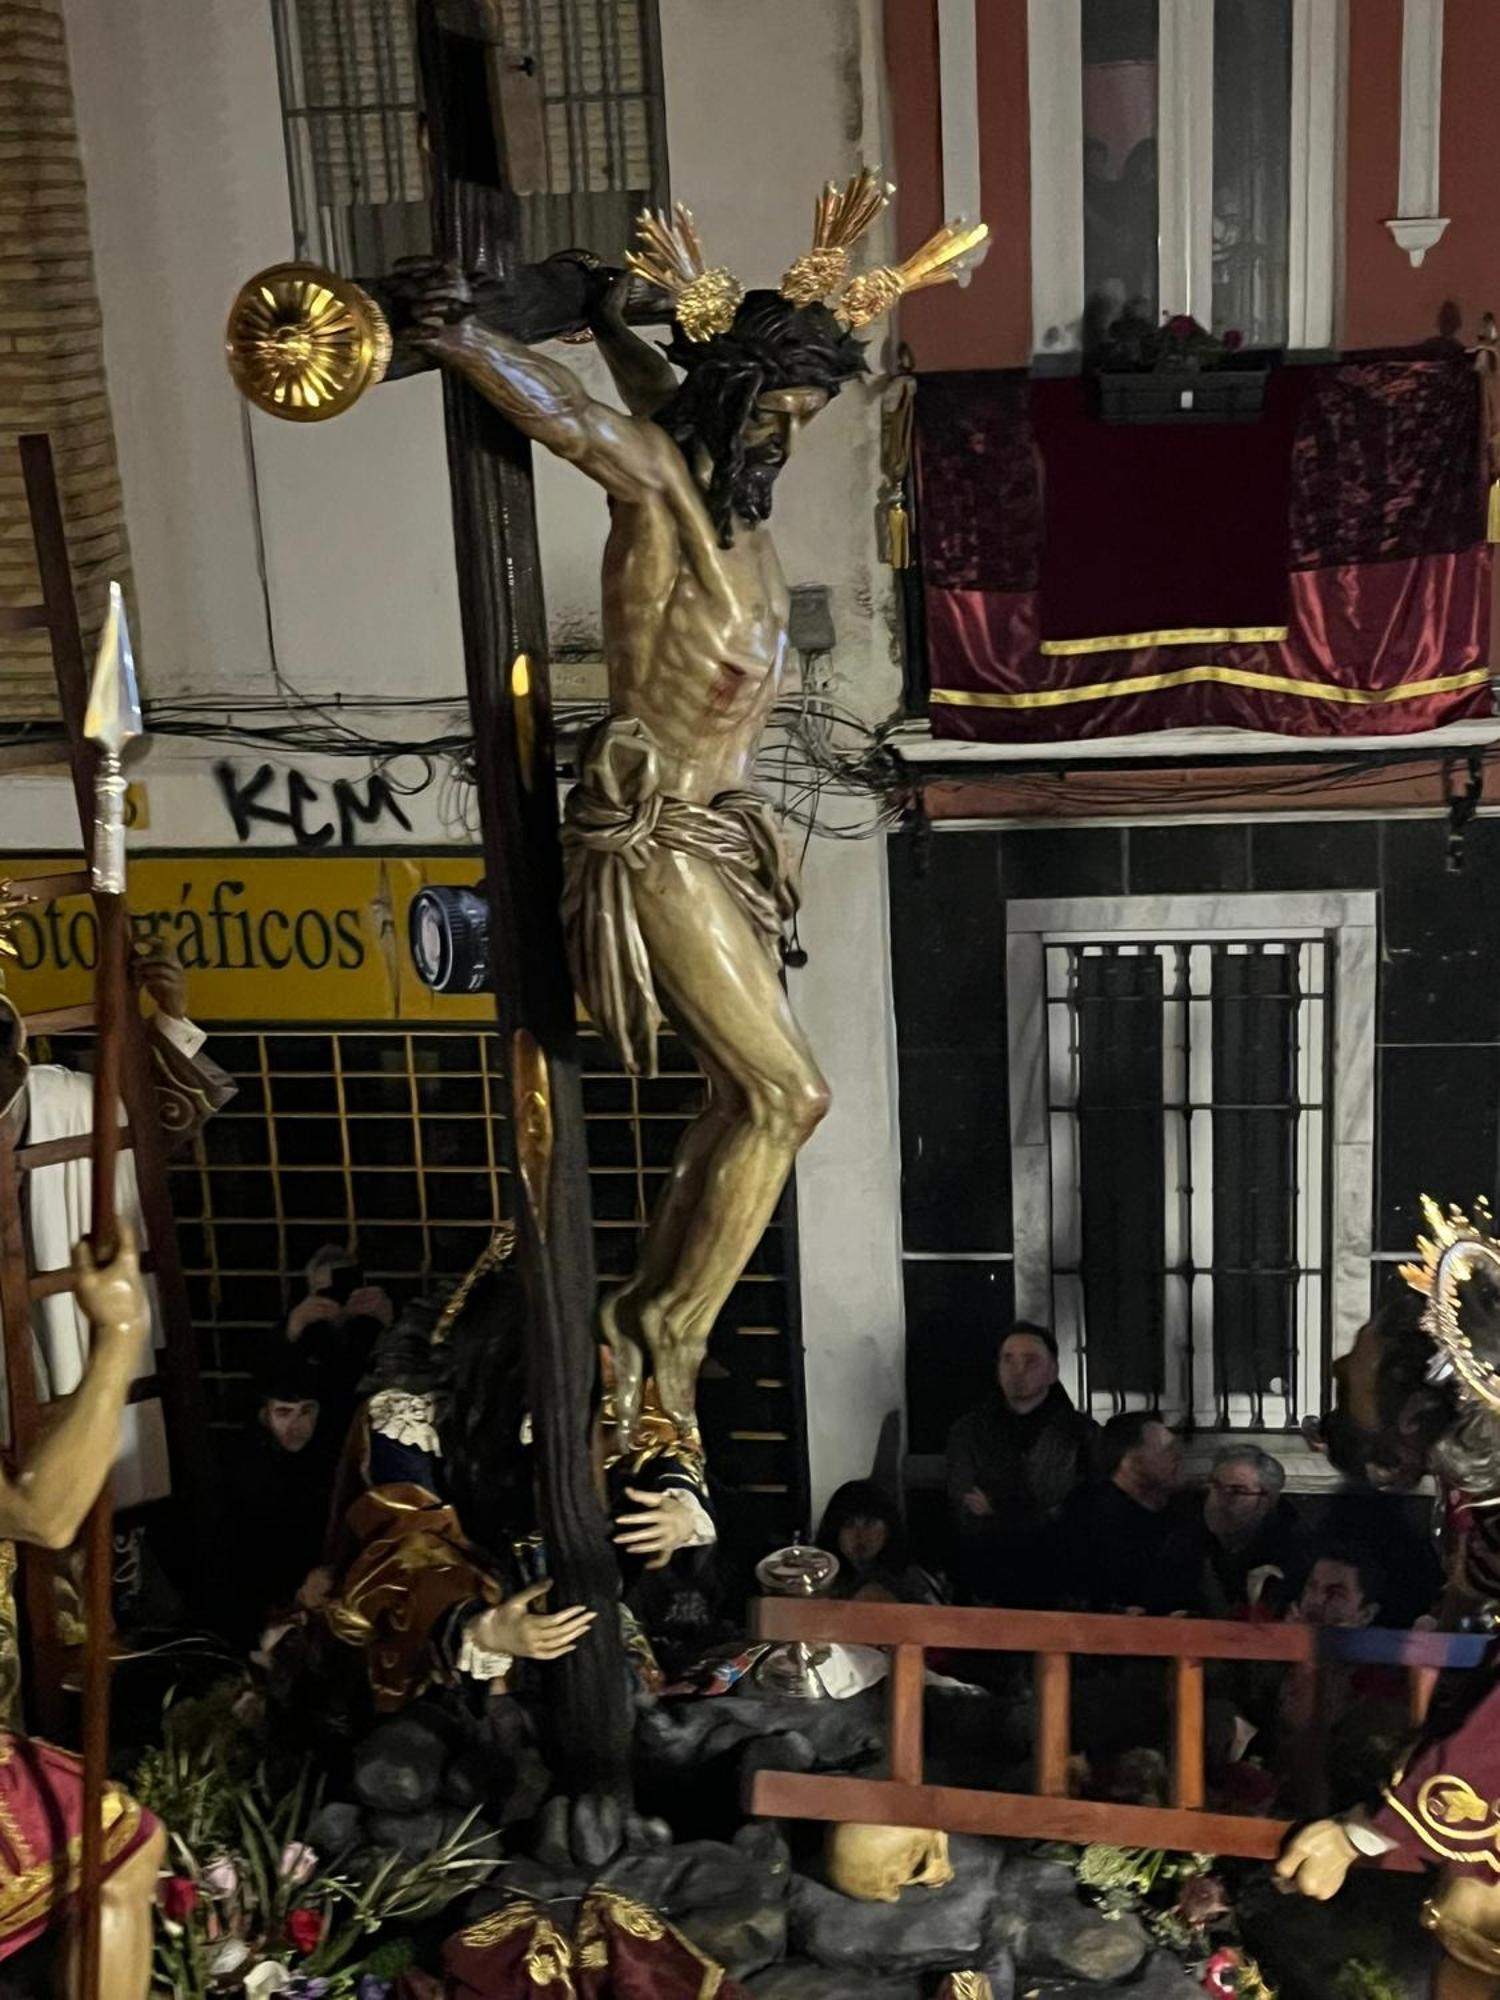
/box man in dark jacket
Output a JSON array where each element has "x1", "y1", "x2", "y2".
[
  {"x1": 945, "y1": 1320, "x2": 1098, "y2": 1604},
  {"x1": 1189, "y1": 1443, "x2": 1305, "y2": 1616}
]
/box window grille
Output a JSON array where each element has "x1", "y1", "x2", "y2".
[
  {"x1": 1044, "y1": 937, "x2": 1328, "y2": 1431},
  {"x1": 47, "y1": 1023, "x2": 802, "y2": 1538},
  {"x1": 271, "y1": 0, "x2": 668, "y2": 277}
]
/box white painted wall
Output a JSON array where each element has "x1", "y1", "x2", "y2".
[{"x1": 43, "y1": 0, "x2": 908, "y2": 1509}]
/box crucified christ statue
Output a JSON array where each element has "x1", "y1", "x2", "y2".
[{"x1": 408, "y1": 178, "x2": 984, "y2": 1434}]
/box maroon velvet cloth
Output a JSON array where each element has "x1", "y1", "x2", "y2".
[
  {"x1": 441, "y1": 1891, "x2": 753, "y2": 1998},
  {"x1": 1366, "y1": 1654, "x2": 1500, "y2": 1878},
  {"x1": 923, "y1": 548, "x2": 1493, "y2": 742},
  {"x1": 1290, "y1": 355, "x2": 1486, "y2": 568},
  {"x1": 914, "y1": 353, "x2": 1494, "y2": 742},
  {"x1": 1031, "y1": 371, "x2": 1307, "y2": 645},
  {"x1": 914, "y1": 371, "x2": 1039, "y2": 593}
]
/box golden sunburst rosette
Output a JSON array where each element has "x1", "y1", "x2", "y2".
[
  {"x1": 1402, "y1": 1195, "x2": 1500, "y2": 1414},
  {"x1": 225, "y1": 262, "x2": 393, "y2": 422}
]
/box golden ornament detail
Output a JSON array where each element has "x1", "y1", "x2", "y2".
[
  {"x1": 628, "y1": 167, "x2": 987, "y2": 342},
  {"x1": 225, "y1": 262, "x2": 392, "y2": 422},
  {"x1": 1400, "y1": 1194, "x2": 1500, "y2": 1415},
  {"x1": 781, "y1": 166, "x2": 893, "y2": 306},
  {"x1": 431, "y1": 1223, "x2": 518, "y2": 1347},
  {"x1": 626, "y1": 203, "x2": 744, "y2": 343},
  {"x1": 837, "y1": 219, "x2": 990, "y2": 328},
  {"x1": 0, "y1": 883, "x2": 34, "y2": 988}
]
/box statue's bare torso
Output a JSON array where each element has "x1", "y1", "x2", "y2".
[{"x1": 601, "y1": 497, "x2": 789, "y2": 802}]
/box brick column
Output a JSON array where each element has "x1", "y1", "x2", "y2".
[{"x1": 0, "y1": 0, "x2": 133, "y2": 719}]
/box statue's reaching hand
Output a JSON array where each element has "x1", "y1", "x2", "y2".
[
  {"x1": 471, "y1": 1582, "x2": 597, "y2": 1663},
  {"x1": 387, "y1": 256, "x2": 476, "y2": 338},
  {"x1": 1275, "y1": 1820, "x2": 1357, "y2": 1900},
  {"x1": 72, "y1": 1224, "x2": 149, "y2": 1356}
]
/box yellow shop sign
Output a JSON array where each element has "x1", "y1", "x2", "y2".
[{"x1": 0, "y1": 855, "x2": 492, "y2": 1024}]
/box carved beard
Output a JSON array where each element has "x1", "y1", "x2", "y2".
[{"x1": 727, "y1": 444, "x2": 785, "y2": 528}]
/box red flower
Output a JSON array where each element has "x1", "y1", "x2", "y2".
[
  {"x1": 1164, "y1": 313, "x2": 1199, "y2": 337},
  {"x1": 1222, "y1": 328, "x2": 1244, "y2": 350},
  {"x1": 285, "y1": 1905, "x2": 323, "y2": 1955},
  {"x1": 159, "y1": 1875, "x2": 199, "y2": 1922}
]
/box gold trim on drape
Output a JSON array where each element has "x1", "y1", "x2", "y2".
[
  {"x1": 1040, "y1": 625, "x2": 1291, "y2": 656},
  {"x1": 930, "y1": 664, "x2": 1492, "y2": 713}
]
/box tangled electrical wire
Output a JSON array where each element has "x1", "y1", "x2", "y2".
[{"x1": 0, "y1": 670, "x2": 908, "y2": 847}]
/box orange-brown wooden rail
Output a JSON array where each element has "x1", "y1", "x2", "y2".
[{"x1": 747, "y1": 1600, "x2": 1489, "y2": 1867}]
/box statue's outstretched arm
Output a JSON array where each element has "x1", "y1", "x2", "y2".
[
  {"x1": 589, "y1": 274, "x2": 678, "y2": 418},
  {"x1": 424, "y1": 317, "x2": 680, "y2": 504}
]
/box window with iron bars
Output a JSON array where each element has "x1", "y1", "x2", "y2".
[
  {"x1": 1007, "y1": 893, "x2": 1376, "y2": 1440},
  {"x1": 271, "y1": 0, "x2": 669, "y2": 278}
]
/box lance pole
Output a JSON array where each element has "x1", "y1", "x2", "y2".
[{"x1": 77, "y1": 580, "x2": 141, "y2": 2000}]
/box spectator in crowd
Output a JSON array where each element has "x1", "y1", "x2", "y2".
[
  {"x1": 1063, "y1": 1411, "x2": 1197, "y2": 1614},
  {"x1": 945, "y1": 1321, "x2": 1097, "y2": 1604},
  {"x1": 224, "y1": 1343, "x2": 339, "y2": 1645},
  {"x1": 286, "y1": 1243, "x2": 394, "y2": 1437},
  {"x1": 816, "y1": 1480, "x2": 941, "y2": 1604},
  {"x1": 1190, "y1": 1444, "x2": 1304, "y2": 1616},
  {"x1": 1270, "y1": 1547, "x2": 1404, "y2": 1815}
]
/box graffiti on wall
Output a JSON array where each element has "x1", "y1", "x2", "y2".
[{"x1": 213, "y1": 762, "x2": 416, "y2": 848}]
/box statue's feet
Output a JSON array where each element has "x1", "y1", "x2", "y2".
[{"x1": 599, "y1": 1289, "x2": 647, "y2": 1442}]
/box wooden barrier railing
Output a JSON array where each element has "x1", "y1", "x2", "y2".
[{"x1": 747, "y1": 1600, "x2": 1490, "y2": 1868}]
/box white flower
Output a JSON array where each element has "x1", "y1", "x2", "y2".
[
  {"x1": 207, "y1": 1937, "x2": 252, "y2": 1978},
  {"x1": 202, "y1": 1854, "x2": 240, "y2": 1900},
  {"x1": 244, "y1": 1965, "x2": 292, "y2": 1999},
  {"x1": 279, "y1": 1841, "x2": 318, "y2": 1886}
]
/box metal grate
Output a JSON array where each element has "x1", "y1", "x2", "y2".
[
  {"x1": 1046, "y1": 937, "x2": 1329, "y2": 1432},
  {"x1": 271, "y1": 0, "x2": 668, "y2": 277}
]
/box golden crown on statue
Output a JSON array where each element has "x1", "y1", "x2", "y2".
[{"x1": 626, "y1": 165, "x2": 988, "y2": 341}]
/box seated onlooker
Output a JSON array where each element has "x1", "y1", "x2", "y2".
[
  {"x1": 816, "y1": 1480, "x2": 942, "y2": 1603},
  {"x1": 1061, "y1": 1411, "x2": 1198, "y2": 1614},
  {"x1": 287, "y1": 1244, "x2": 394, "y2": 1437},
  {"x1": 1268, "y1": 1547, "x2": 1406, "y2": 1815},
  {"x1": 223, "y1": 1344, "x2": 339, "y2": 1644},
  {"x1": 944, "y1": 1321, "x2": 1097, "y2": 1605},
  {"x1": 1190, "y1": 1444, "x2": 1304, "y2": 1617}
]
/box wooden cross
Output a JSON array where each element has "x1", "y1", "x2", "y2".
[{"x1": 410, "y1": 0, "x2": 632, "y2": 1802}]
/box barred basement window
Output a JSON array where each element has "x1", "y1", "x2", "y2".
[
  {"x1": 271, "y1": 0, "x2": 668, "y2": 278},
  {"x1": 1006, "y1": 893, "x2": 1375, "y2": 1438}
]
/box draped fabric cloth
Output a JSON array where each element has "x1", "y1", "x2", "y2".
[
  {"x1": 916, "y1": 355, "x2": 1493, "y2": 741},
  {"x1": 323, "y1": 1482, "x2": 507, "y2": 1711},
  {"x1": 560, "y1": 717, "x2": 799, "y2": 1077},
  {"x1": 1032, "y1": 371, "x2": 1306, "y2": 645},
  {"x1": 441, "y1": 1889, "x2": 751, "y2": 1998},
  {"x1": 0, "y1": 1733, "x2": 156, "y2": 1962}
]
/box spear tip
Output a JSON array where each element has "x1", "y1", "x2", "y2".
[{"x1": 84, "y1": 581, "x2": 142, "y2": 754}]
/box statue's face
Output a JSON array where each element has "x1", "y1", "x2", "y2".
[{"x1": 741, "y1": 386, "x2": 831, "y2": 467}]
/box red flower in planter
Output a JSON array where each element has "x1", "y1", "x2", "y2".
[
  {"x1": 1164, "y1": 313, "x2": 1200, "y2": 337},
  {"x1": 1222, "y1": 328, "x2": 1245, "y2": 350},
  {"x1": 159, "y1": 1876, "x2": 199, "y2": 1922},
  {"x1": 285, "y1": 1905, "x2": 323, "y2": 1955}
]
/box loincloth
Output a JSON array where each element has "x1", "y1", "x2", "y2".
[
  {"x1": 0, "y1": 1733, "x2": 157, "y2": 1961},
  {"x1": 561, "y1": 715, "x2": 799, "y2": 1077}
]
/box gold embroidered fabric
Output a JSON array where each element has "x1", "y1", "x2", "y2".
[{"x1": 1382, "y1": 1775, "x2": 1500, "y2": 1872}]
